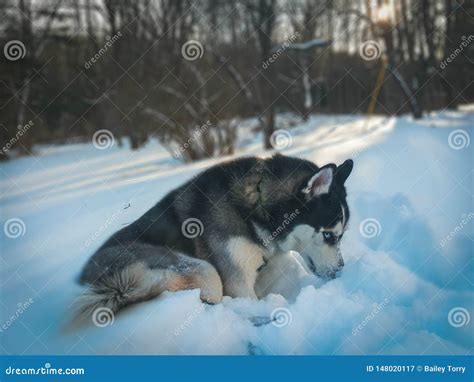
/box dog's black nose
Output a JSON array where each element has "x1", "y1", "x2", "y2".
[{"x1": 330, "y1": 259, "x2": 344, "y2": 279}]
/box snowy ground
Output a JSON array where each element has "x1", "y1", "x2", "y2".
[{"x1": 1, "y1": 108, "x2": 473, "y2": 355}]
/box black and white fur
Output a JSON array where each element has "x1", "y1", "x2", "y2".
[{"x1": 76, "y1": 155, "x2": 353, "y2": 322}]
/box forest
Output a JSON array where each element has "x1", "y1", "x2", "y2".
[{"x1": 1, "y1": 0, "x2": 472, "y2": 160}]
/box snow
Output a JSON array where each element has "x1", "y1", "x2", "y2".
[{"x1": 1, "y1": 109, "x2": 473, "y2": 355}]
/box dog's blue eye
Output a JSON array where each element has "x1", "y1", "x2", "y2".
[{"x1": 322, "y1": 232, "x2": 334, "y2": 240}]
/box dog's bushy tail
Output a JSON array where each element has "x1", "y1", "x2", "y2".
[{"x1": 73, "y1": 262, "x2": 167, "y2": 327}]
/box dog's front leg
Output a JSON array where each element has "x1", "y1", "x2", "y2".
[{"x1": 218, "y1": 237, "x2": 269, "y2": 299}]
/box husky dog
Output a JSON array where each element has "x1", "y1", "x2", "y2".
[{"x1": 77, "y1": 154, "x2": 353, "y2": 319}]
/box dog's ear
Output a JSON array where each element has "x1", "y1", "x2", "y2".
[
  {"x1": 303, "y1": 165, "x2": 335, "y2": 198},
  {"x1": 336, "y1": 159, "x2": 353, "y2": 185}
]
